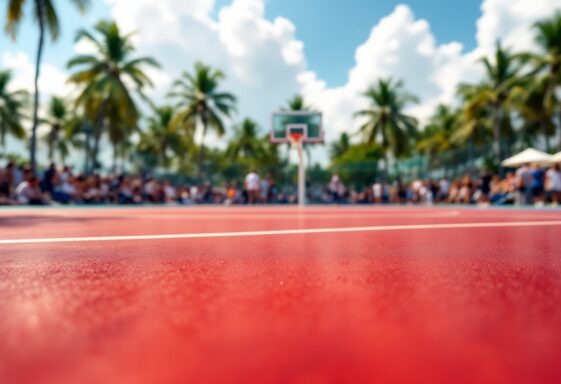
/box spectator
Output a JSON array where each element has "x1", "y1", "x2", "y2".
[
  {"x1": 16, "y1": 176, "x2": 45, "y2": 205},
  {"x1": 372, "y1": 180, "x2": 383, "y2": 204},
  {"x1": 329, "y1": 174, "x2": 345, "y2": 203},
  {"x1": 266, "y1": 174, "x2": 276, "y2": 203},
  {"x1": 41, "y1": 163, "x2": 57, "y2": 196},
  {"x1": 244, "y1": 169, "x2": 260, "y2": 204},
  {"x1": 529, "y1": 163, "x2": 545, "y2": 206},
  {"x1": 162, "y1": 179, "x2": 177, "y2": 203},
  {"x1": 438, "y1": 178, "x2": 450, "y2": 202},
  {"x1": 515, "y1": 163, "x2": 532, "y2": 205},
  {"x1": 546, "y1": 164, "x2": 561, "y2": 206},
  {"x1": 478, "y1": 168, "x2": 492, "y2": 205},
  {"x1": 0, "y1": 162, "x2": 16, "y2": 204}
]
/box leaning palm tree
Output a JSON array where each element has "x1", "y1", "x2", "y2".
[
  {"x1": 4, "y1": 0, "x2": 90, "y2": 171},
  {"x1": 353, "y1": 78, "x2": 418, "y2": 174},
  {"x1": 0, "y1": 70, "x2": 27, "y2": 148},
  {"x1": 169, "y1": 62, "x2": 236, "y2": 177},
  {"x1": 67, "y1": 19, "x2": 159, "y2": 173},
  {"x1": 465, "y1": 42, "x2": 526, "y2": 168},
  {"x1": 531, "y1": 12, "x2": 561, "y2": 150}
]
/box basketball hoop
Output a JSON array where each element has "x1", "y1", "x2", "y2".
[
  {"x1": 288, "y1": 131, "x2": 304, "y2": 143},
  {"x1": 270, "y1": 112, "x2": 324, "y2": 206}
]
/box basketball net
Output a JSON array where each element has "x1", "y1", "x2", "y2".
[{"x1": 288, "y1": 132, "x2": 304, "y2": 150}]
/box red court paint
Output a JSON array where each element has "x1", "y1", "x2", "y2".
[{"x1": 0, "y1": 207, "x2": 560, "y2": 384}]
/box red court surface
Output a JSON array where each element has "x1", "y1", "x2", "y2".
[{"x1": 1, "y1": 206, "x2": 561, "y2": 384}]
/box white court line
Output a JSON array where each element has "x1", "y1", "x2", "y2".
[
  {"x1": 133, "y1": 212, "x2": 461, "y2": 220},
  {"x1": 0, "y1": 211, "x2": 462, "y2": 219},
  {"x1": 1, "y1": 220, "x2": 561, "y2": 245}
]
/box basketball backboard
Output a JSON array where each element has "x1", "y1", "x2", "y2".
[{"x1": 270, "y1": 111, "x2": 323, "y2": 144}]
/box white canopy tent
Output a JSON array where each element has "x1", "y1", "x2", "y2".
[
  {"x1": 550, "y1": 151, "x2": 561, "y2": 163},
  {"x1": 501, "y1": 148, "x2": 552, "y2": 167}
]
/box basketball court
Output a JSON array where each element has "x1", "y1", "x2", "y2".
[{"x1": 1, "y1": 205, "x2": 561, "y2": 383}]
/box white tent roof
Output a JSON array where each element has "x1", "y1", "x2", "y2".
[
  {"x1": 550, "y1": 151, "x2": 561, "y2": 163},
  {"x1": 501, "y1": 148, "x2": 552, "y2": 167}
]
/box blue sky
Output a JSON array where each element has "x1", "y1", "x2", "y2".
[
  {"x1": 260, "y1": 0, "x2": 482, "y2": 86},
  {"x1": 2, "y1": 0, "x2": 482, "y2": 88}
]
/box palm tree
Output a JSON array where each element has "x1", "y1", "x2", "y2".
[
  {"x1": 5, "y1": 0, "x2": 90, "y2": 171},
  {"x1": 454, "y1": 83, "x2": 494, "y2": 146},
  {"x1": 416, "y1": 105, "x2": 462, "y2": 176},
  {"x1": 227, "y1": 118, "x2": 263, "y2": 160},
  {"x1": 467, "y1": 42, "x2": 526, "y2": 167},
  {"x1": 138, "y1": 106, "x2": 189, "y2": 169},
  {"x1": 353, "y1": 78, "x2": 418, "y2": 174},
  {"x1": 284, "y1": 95, "x2": 310, "y2": 112},
  {"x1": 169, "y1": 62, "x2": 237, "y2": 177},
  {"x1": 330, "y1": 132, "x2": 351, "y2": 160},
  {"x1": 417, "y1": 105, "x2": 459, "y2": 154},
  {"x1": 0, "y1": 70, "x2": 27, "y2": 148},
  {"x1": 532, "y1": 12, "x2": 561, "y2": 150},
  {"x1": 512, "y1": 76, "x2": 556, "y2": 150},
  {"x1": 67, "y1": 19, "x2": 159, "y2": 173},
  {"x1": 41, "y1": 96, "x2": 80, "y2": 163}
]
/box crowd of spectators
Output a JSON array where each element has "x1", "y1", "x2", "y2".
[
  {"x1": 325, "y1": 163, "x2": 561, "y2": 206},
  {"x1": 0, "y1": 162, "x2": 292, "y2": 206},
  {"x1": 1, "y1": 161, "x2": 560, "y2": 207}
]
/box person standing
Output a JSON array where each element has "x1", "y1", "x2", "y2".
[
  {"x1": 529, "y1": 163, "x2": 545, "y2": 206},
  {"x1": 438, "y1": 178, "x2": 450, "y2": 203},
  {"x1": 546, "y1": 164, "x2": 561, "y2": 206},
  {"x1": 478, "y1": 169, "x2": 492, "y2": 205},
  {"x1": 372, "y1": 180, "x2": 383, "y2": 204},
  {"x1": 244, "y1": 169, "x2": 260, "y2": 204},
  {"x1": 515, "y1": 163, "x2": 532, "y2": 205},
  {"x1": 266, "y1": 174, "x2": 276, "y2": 203},
  {"x1": 329, "y1": 174, "x2": 344, "y2": 203}
]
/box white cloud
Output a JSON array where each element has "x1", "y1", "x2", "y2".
[
  {"x1": 2, "y1": 51, "x2": 70, "y2": 97},
  {"x1": 476, "y1": 0, "x2": 561, "y2": 55}
]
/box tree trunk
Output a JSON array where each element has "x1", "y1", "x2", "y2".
[
  {"x1": 383, "y1": 151, "x2": 389, "y2": 180},
  {"x1": 90, "y1": 98, "x2": 110, "y2": 174},
  {"x1": 48, "y1": 141, "x2": 54, "y2": 163},
  {"x1": 112, "y1": 144, "x2": 118, "y2": 174},
  {"x1": 30, "y1": 0, "x2": 46, "y2": 174},
  {"x1": 91, "y1": 130, "x2": 102, "y2": 174},
  {"x1": 381, "y1": 126, "x2": 390, "y2": 180},
  {"x1": 542, "y1": 121, "x2": 551, "y2": 152},
  {"x1": 197, "y1": 123, "x2": 207, "y2": 180},
  {"x1": 84, "y1": 124, "x2": 91, "y2": 175},
  {"x1": 558, "y1": 111, "x2": 561, "y2": 151},
  {"x1": 120, "y1": 146, "x2": 128, "y2": 174},
  {"x1": 493, "y1": 103, "x2": 503, "y2": 173}
]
